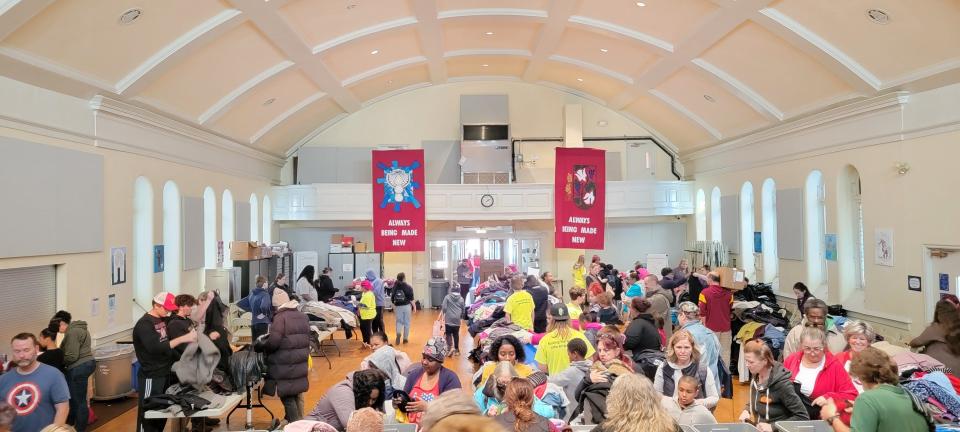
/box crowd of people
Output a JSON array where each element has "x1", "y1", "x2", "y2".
[{"x1": 2, "y1": 254, "x2": 959, "y2": 432}]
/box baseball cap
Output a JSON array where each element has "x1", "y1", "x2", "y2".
[
  {"x1": 153, "y1": 292, "x2": 177, "y2": 312},
  {"x1": 550, "y1": 303, "x2": 570, "y2": 321}
]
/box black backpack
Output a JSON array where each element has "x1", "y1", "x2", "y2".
[{"x1": 391, "y1": 284, "x2": 407, "y2": 304}]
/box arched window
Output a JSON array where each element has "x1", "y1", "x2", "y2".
[
  {"x1": 740, "y1": 182, "x2": 756, "y2": 281},
  {"x1": 695, "y1": 189, "x2": 707, "y2": 241},
  {"x1": 222, "y1": 190, "x2": 235, "y2": 268},
  {"x1": 262, "y1": 195, "x2": 272, "y2": 244},
  {"x1": 761, "y1": 178, "x2": 779, "y2": 286},
  {"x1": 133, "y1": 177, "x2": 154, "y2": 314},
  {"x1": 249, "y1": 193, "x2": 259, "y2": 242},
  {"x1": 203, "y1": 187, "x2": 217, "y2": 268},
  {"x1": 837, "y1": 165, "x2": 865, "y2": 296},
  {"x1": 805, "y1": 170, "x2": 827, "y2": 293},
  {"x1": 710, "y1": 187, "x2": 722, "y2": 242},
  {"x1": 162, "y1": 181, "x2": 181, "y2": 294}
]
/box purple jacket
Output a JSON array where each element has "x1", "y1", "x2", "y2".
[{"x1": 402, "y1": 365, "x2": 462, "y2": 395}]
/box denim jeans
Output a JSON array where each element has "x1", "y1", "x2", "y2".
[{"x1": 66, "y1": 360, "x2": 96, "y2": 432}]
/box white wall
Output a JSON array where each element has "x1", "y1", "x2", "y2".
[{"x1": 587, "y1": 221, "x2": 688, "y2": 273}]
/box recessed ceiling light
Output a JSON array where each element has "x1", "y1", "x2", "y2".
[
  {"x1": 600, "y1": 48, "x2": 609, "y2": 53},
  {"x1": 387, "y1": 80, "x2": 394, "y2": 86},
  {"x1": 636, "y1": 2, "x2": 646, "y2": 7},
  {"x1": 370, "y1": 49, "x2": 380, "y2": 55},
  {"x1": 481, "y1": 64, "x2": 489, "y2": 67},
  {"x1": 262, "y1": 98, "x2": 276, "y2": 106},
  {"x1": 484, "y1": 31, "x2": 495, "y2": 35},
  {"x1": 118, "y1": 8, "x2": 142, "y2": 25},
  {"x1": 576, "y1": 78, "x2": 584, "y2": 82},
  {"x1": 866, "y1": 8, "x2": 890, "y2": 25},
  {"x1": 597, "y1": 120, "x2": 608, "y2": 127},
  {"x1": 703, "y1": 94, "x2": 715, "y2": 102}
]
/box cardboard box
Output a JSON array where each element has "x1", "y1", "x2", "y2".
[
  {"x1": 329, "y1": 244, "x2": 343, "y2": 253},
  {"x1": 717, "y1": 267, "x2": 747, "y2": 290},
  {"x1": 230, "y1": 241, "x2": 259, "y2": 261},
  {"x1": 354, "y1": 242, "x2": 367, "y2": 253},
  {"x1": 331, "y1": 234, "x2": 344, "y2": 244}
]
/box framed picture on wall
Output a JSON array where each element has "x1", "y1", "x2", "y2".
[
  {"x1": 875, "y1": 228, "x2": 894, "y2": 267},
  {"x1": 153, "y1": 245, "x2": 165, "y2": 273},
  {"x1": 110, "y1": 247, "x2": 126, "y2": 285}
]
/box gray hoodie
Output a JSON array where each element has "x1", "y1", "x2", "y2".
[
  {"x1": 547, "y1": 359, "x2": 591, "y2": 414},
  {"x1": 442, "y1": 286, "x2": 465, "y2": 327}
]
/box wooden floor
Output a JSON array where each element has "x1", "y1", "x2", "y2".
[{"x1": 92, "y1": 309, "x2": 750, "y2": 431}]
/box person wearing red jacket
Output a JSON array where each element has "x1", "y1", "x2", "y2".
[
  {"x1": 698, "y1": 272, "x2": 732, "y2": 370},
  {"x1": 782, "y1": 327, "x2": 858, "y2": 426}
]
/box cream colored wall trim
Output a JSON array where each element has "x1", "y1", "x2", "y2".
[
  {"x1": 272, "y1": 180, "x2": 694, "y2": 221},
  {"x1": 90, "y1": 96, "x2": 284, "y2": 182},
  {"x1": 310, "y1": 17, "x2": 419, "y2": 54}
]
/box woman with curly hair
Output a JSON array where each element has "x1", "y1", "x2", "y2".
[
  {"x1": 594, "y1": 374, "x2": 678, "y2": 432},
  {"x1": 494, "y1": 378, "x2": 551, "y2": 432},
  {"x1": 909, "y1": 299, "x2": 960, "y2": 373},
  {"x1": 477, "y1": 335, "x2": 546, "y2": 388}
]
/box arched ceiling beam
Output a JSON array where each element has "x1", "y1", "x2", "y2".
[
  {"x1": 437, "y1": 9, "x2": 548, "y2": 20},
  {"x1": 691, "y1": 58, "x2": 783, "y2": 121},
  {"x1": 341, "y1": 56, "x2": 428, "y2": 87},
  {"x1": 227, "y1": 0, "x2": 361, "y2": 113},
  {"x1": 250, "y1": 92, "x2": 325, "y2": 143},
  {"x1": 118, "y1": 9, "x2": 246, "y2": 95},
  {"x1": 548, "y1": 55, "x2": 634, "y2": 84},
  {"x1": 444, "y1": 49, "x2": 531, "y2": 58},
  {"x1": 522, "y1": 0, "x2": 577, "y2": 82},
  {"x1": 198, "y1": 60, "x2": 295, "y2": 125},
  {"x1": 411, "y1": 0, "x2": 446, "y2": 84},
  {"x1": 0, "y1": 0, "x2": 55, "y2": 41},
  {"x1": 310, "y1": 18, "x2": 418, "y2": 54},
  {"x1": 566, "y1": 16, "x2": 673, "y2": 55},
  {"x1": 649, "y1": 89, "x2": 723, "y2": 140}
]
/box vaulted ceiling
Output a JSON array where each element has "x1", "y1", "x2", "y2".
[{"x1": 1, "y1": 0, "x2": 958, "y2": 156}]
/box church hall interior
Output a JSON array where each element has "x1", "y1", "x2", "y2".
[{"x1": 1, "y1": 1, "x2": 960, "y2": 431}]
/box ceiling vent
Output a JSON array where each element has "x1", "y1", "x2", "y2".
[{"x1": 866, "y1": 9, "x2": 890, "y2": 25}]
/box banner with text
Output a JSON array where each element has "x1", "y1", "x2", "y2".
[
  {"x1": 372, "y1": 149, "x2": 426, "y2": 252},
  {"x1": 555, "y1": 147, "x2": 605, "y2": 249}
]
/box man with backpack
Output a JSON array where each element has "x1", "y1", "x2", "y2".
[{"x1": 391, "y1": 273, "x2": 416, "y2": 345}]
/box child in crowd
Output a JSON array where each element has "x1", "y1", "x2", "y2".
[
  {"x1": 597, "y1": 292, "x2": 622, "y2": 325},
  {"x1": 358, "y1": 280, "x2": 376, "y2": 348},
  {"x1": 661, "y1": 375, "x2": 718, "y2": 425},
  {"x1": 547, "y1": 338, "x2": 592, "y2": 417},
  {"x1": 621, "y1": 271, "x2": 645, "y2": 319},
  {"x1": 441, "y1": 284, "x2": 465, "y2": 357},
  {"x1": 567, "y1": 287, "x2": 586, "y2": 329},
  {"x1": 582, "y1": 311, "x2": 603, "y2": 350}
]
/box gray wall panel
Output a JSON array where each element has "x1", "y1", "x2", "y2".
[
  {"x1": 777, "y1": 188, "x2": 804, "y2": 260},
  {"x1": 721, "y1": 195, "x2": 741, "y2": 254},
  {"x1": 423, "y1": 140, "x2": 461, "y2": 184},
  {"x1": 460, "y1": 95, "x2": 509, "y2": 125},
  {"x1": 182, "y1": 197, "x2": 204, "y2": 270},
  {"x1": 235, "y1": 202, "x2": 250, "y2": 241}
]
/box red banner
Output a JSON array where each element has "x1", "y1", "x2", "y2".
[
  {"x1": 555, "y1": 148, "x2": 605, "y2": 249},
  {"x1": 372, "y1": 149, "x2": 426, "y2": 252}
]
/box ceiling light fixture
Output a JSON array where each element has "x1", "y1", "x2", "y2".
[
  {"x1": 703, "y1": 94, "x2": 715, "y2": 102},
  {"x1": 866, "y1": 8, "x2": 890, "y2": 24},
  {"x1": 370, "y1": 49, "x2": 380, "y2": 55},
  {"x1": 481, "y1": 64, "x2": 489, "y2": 67},
  {"x1": 576, "y1": 78, "x2": 584, "y2": 82},
  {"x1": 262, "y1": 98, "x2": 276, "y2": 106},
  {"x1": 636, "y1": 2, "x2": 646, "y2": 7},
  {"x1": 600, "y1": 48, "x2": 609, "y2": 53},
  {"x1": 485, "y1": 31, "x2": 495, "y2": 35},
  {"x1": 118, "y1": 8, "x2": 142, "y2": 25}
]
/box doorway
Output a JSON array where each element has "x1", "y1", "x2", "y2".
[
  {"x1": 428, "y1": 236, "x2": 541, "y2": 284},
  {"x1": 923, "y1": 245, "x2": 960, "y2": 322}
]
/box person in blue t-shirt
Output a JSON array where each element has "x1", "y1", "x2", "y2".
[{"x1": 0, "y1": 333, "x2": 70, "y2": 432}]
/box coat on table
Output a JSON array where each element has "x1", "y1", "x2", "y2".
[{"x1": 261, "y1": 302, "x2": 310, "y2": 397}]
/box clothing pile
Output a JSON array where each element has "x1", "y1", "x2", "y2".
[
  {"x1": 730, "y1": 284, "x2": 790, "y2": 379},
  {"x1": 299, "y1": 300, "x2": 358, "y2": 328},
  {"x1": 142, "y1": 384, "x2": 226, "y2": 417},
  {"x1": 903, "y1": 371, "x2": 960, "y2": 424}
]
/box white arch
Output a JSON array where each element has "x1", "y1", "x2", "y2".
[
  {"x1": 761, "y1": 178, "x2": 779, "y2": 287},
  {"x1": 133, "y1": 176, "x2": 154, "y2": 314},
  {"x1": 805, "y1": 170, "x2": 827, "y2": 294},
  {"x1": 162, "y1": 181, "x2": 181, "y2": 293},
  {"x1": 740, "y1": 182, "x2": 756, "y2": 281},
  {"x1": 222, "y1": 190, "x2": 235, "y2": 268},
  {"x1": 203, "y1": 187, "x2": 217, "y2": 268},
  {"x1": 262, "y1": 195, "x2": 272, "y2": 244},
  {"x1": 710, "y1": 187, "x2": 722, "y2": 243},
  {"x1": 695, "y1": 189, "x2": 707, "y2": 242},
  {"x1": 837, "y1": 165, "x2": 865, "y2": 297},
  {"x1": 249, "y1": 193, "x2": 260, "y2": 242}
]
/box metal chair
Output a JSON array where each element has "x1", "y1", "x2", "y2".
[{"x1": 775, "y1": 421, "x2": 832, "y2": 432}]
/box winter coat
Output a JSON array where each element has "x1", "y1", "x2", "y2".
[
  {"x1": 526, "y1": 286, "x2": 550, "y2": 333},
  {"x1": 238, "y1": 287, "x2": 273, "y2": 325},
  {"x1": 624, "y1": 314, "x2": 662, "y2": 354},
  {"x1": 744, "y1": 363, "x2": 810, "y2": 424},
  {"x1": 262, "y1": 304, "x2": 310, "y2": 397},
  {"x1": 316, "y1": 275, "x2": 337, "y2": 302},
  {"x1": 61, "y1": 320, "x2": 93, "y2": 369},
  {"x1": 361, "y1": 345, "x2": 410, "y2": 392},
  {"x1": 909, "y1": 323, "x2": 960, "y2": 373},
  {"x1": 548, "y1": 360, "x2": 591, "y2": 415},
  {"x1": 647, "y1": 289, "x2": 673, "y2": 341},
  {"x1": 172, "y1": 333, "x2": 221, "y2": 387},
  {"x1": 654, "y1": 361, "x2": 719, "y2": 409},
  {"x1": 365, "y1": 269, "x2": 386, "y2": 307},
  {"x1": 456, "y1": 263, "x2": 472, "y2": 285},
  {"x1": 441, "y1": 291, "x2": 465, "y2": 327},
  {"x1": 783, "y1": 351, "x2": 857, "y2": 423}
]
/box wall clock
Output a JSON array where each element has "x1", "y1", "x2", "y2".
[{"x1": 480, "y1": 194, "x2": 494, "y2": 208}]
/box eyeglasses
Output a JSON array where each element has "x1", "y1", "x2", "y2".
[{"x1": 801, "y1": 346, "x2": 824, "y2": 353}]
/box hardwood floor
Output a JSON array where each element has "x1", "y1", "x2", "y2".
[{"x1": 92, "y1": 309, "x2": 750, "y2": 431}]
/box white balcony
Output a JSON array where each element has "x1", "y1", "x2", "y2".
[{"x1": 272, "y1": 180, "x2": 693, "y2": 221}]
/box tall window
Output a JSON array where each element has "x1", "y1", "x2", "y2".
[
  {"x1": 695, "y1": 189, "x2": 706, "y2": 241},
  {"x1": 761, "y1": 178, "x2": 779, "y2": 286},
  {"x1": 740, "y1": 182, "x2": 756, "y2": 281},
  {"x1": 249, "y1": 193, "x2": 259, "y2": 242},
  {"x1": 203, "y1": 187, "x2": 217, "y2": 268},
  {"x1": 162, "y1": 181, "x2": 181, "y2": 294},
  {"x1": 262, "y1": 195, "x2": 272, "y2": 244},
  {"x1": 133, "y1": 177, "x2": 154, "y2": 313},
  {"x1": 805, "y1": 170, "x2": 827, "y2": 293},
  {"x1": 838, "y1": 165, "x2": 865, "y2": 297},
  {"x1": 710, "y1": 187, "x2": 722, "y2": 242},
  {"x1": 222, "y1": 190, "x2": 235, "y2": 268}
]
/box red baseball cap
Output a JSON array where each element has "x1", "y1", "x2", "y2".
[{"x1": 153, "y1": 292, "x2": 177, "y2": 312}]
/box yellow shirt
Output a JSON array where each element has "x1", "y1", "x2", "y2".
[
  {"x1": 359, "y1": 291, "x2": 377, "y2": 320},
  {"x1": 534, "y1": 329, "x2": 595, "y2": 375},
  {"x1": 566, "y1": 302, "x2": 583, "y2": 320},
  {"x1": 504, "y1": 290, "x2": 535, "y2": 331},
  {"x1": 572, "y1": 266, "x2": 586, "y2": 288},
  {"x1": 479, "y1": 362, "x2": 534, "y2": 387}
]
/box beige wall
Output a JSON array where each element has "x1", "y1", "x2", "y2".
[
  {"x1": 0, "y1": 126, "x2": 272, "y2": 342},
  {"x1": 691, "y1": 128, "x2": 960, "y2": 344}
]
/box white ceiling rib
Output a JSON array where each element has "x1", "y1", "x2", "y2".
[
  {"x1": 0, "y1": 0, "x2": 54, "y2": 41},
  {"x1": 522, "y1": 0, "x2": 577, "y2": 82},
  {"x1": 411, "y1": 0, "x2": 447, "y2": 84},
  {"x1": 199, "y1": 60, "x2": 296, "y2": 125}
]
